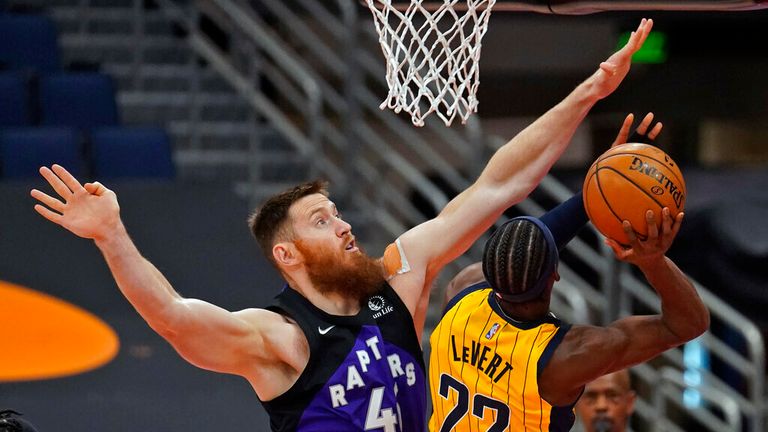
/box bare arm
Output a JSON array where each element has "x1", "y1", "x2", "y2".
[
  {"x1": 389, "y1": 19, "x2": 655, "y2": 329},
  {"x1": 31, "y1": 166, "x2": 298, "y2": 387},
  {"x1": 439, "y1": 112, "x2": 663, "y2": 311},
  {"x1": 540, "y1": 209, "x2": 710, "y2": 406}
]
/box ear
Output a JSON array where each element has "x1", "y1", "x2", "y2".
[{"x1": 273, "y1": 242, "x2": 302, "y2": 267}]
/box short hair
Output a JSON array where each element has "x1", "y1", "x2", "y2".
[
  {"x1": 248, "y1": 180, "x2": 328, "y2": 265},
  {"x1": 482, "y1": 217, "x2": 558, "y2": 302},
  {"x1": 0, "y1": 410, "x2": 38, "y2": 432}
]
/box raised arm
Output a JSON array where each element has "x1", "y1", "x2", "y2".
[
  {"x1": 389, "y1": 19, "x2": 654, "y2": 328},
  {"x1": 540, "y1": 209, "x2": 710, "y2": 406},
  {"x1": 31, "y1": 165, "x2": 299, "y2": 396}
]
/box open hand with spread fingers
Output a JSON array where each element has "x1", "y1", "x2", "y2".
[
  {"x1": 30, "y1": 164, "x2": 122, "y2": 241},
  {"x1": 591, "y1": 18, "x2": 653, "y2": 100}
]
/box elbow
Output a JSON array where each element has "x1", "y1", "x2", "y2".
[
  {"x1": 687, "y1": 303, "x2": 711, "y2": 341},
  {"x1": 695, "y1": 307, "x2": 711, "y2": 338},
  {"x1": 147, "y1": 300, "x2": 190, "y2": 340},
  {"x1": 671, "y1": 308, "x2": 710, "y2": 346}
]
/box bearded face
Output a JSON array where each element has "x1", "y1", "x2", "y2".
[{"x1": 294, "y1": 238, "x2": 384, "y2": 302}]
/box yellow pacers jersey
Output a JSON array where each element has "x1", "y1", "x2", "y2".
[{"x1": 428, "y1": 284, "x2": 575, "y2": 432}]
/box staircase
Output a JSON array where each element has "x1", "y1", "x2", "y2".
[{"x1": 18, "y1": 0, "x2": 307, "y2": 199}]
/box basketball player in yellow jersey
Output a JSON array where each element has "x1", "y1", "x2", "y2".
[{"x1": 429, "y1": 114, "x2": 710, "y2": 432}]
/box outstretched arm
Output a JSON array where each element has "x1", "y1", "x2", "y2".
[
  {"x1": 389, "y1": 19, "x2": 654, "y2": 333},
  {"x1": 440, "y1": 110, "x2": 662, "y2": 323},
  {"x1": 540, "y1": 209, "x2": 709, "y2": 406},
  {"x1": 31, "y1": 166, "x2": 294, "y2": 382}
]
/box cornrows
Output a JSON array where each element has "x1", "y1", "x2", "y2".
[{"x1": 482, "y1": 219, "x2": 549, "y2": 298}]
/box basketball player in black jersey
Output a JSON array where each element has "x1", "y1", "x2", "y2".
[
  {"x1": 435, "y1": 112, "x2": 709, "y2": 430},
  {"x1": 30, "y1": 19, "x2": 655, "y2": 432}
]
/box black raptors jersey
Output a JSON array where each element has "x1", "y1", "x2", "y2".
[{"x1": 261, "y1": 283, "x2": 426, "y2": 432}]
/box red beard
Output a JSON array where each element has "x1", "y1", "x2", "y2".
[{"x1": 294, "y1": 238, "x2": 384, "y2": 303}]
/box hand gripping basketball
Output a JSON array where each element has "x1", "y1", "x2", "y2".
[
  {"x1": 584, "y1": 113, "x2": 684, "y2": 246},
  {"x1": 605, "y1": 208, "x2": 684, "y2": 265}
]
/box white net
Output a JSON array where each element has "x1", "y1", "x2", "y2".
[{"x1": 366, "y1": 0, "x2": 496, "y2": 127}]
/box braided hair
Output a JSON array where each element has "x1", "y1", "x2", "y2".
[{"x1": 482, "y1": 217, "x2": 558, "y2": 303}]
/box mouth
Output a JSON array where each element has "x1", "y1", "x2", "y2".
[
  {"x1": 592, "y1": 417, "x2": 613, "y2": 432},
  {"x1": 345, "y1": 238, "x2": 359, "y2": 253}
]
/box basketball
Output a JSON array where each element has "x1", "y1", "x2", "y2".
[{"x1": 583, "y1": 143, "x2": 686, "y2": 245}]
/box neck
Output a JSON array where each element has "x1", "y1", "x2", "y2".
[
  {"x1": 497, "y1": 297, "x2": 549, "y2": 323},
  {"x1": 286, "y1": 273, "x2": 362, "y2": 316}
]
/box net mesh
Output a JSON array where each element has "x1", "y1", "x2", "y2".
[{"x1": 365, "y1": 0, "x2": 496, "y2": 127}]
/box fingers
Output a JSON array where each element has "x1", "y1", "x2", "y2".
[
  {"x1": 670, "y1": 210, "x2": 685, "y2": 237},
  {"x1": 636, "y1": 112, "x2": 663, "y2": 140},
  {"x1": 621, "y1": 18, "x2": 653, "y2": 58},
  {"x1": 660, "y1": 207, "x2": 673, "y2": 235},
  {"x1": 645, "y1": 209, "x2": 659, "y2": 240},
  {"x1": 605, "y1": 238, "x2": 631, "y2": 260},
  {"x1": 84, "y1": 182, "x2": 108, "y2": 196},
  {"x1": 631, "y1": 18, "x2": 653, "y2": 52},
  {"x1": 51, "y1": 164, "x2": 85, "y2": 194},
  {"x1": 39, "y1": 166, "x2": 74, "y2": 199},
  {"x1": 622, "y1": 220, "x2": 639, "y2": 245},
  {"x1": 612, "y1": 113, "x2": 634, "y2": 147},
  {"x1": 33, "y1": 204, "x2": 64, "y2": 225},
  {"x1": 30, "y1": 189, "x2": 65, "y2": 213},
  {"x1": 648, "y1": 121, "x2": 663, "y2": 140},
  {"x1": 599, "y1": 61, "x2": 617, "y2": 75},
  {"x1": 637, "y1": 112, "x2": 654, "y2": 135}
]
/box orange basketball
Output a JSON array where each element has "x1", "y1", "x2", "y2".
[{"x1": 583, "y1": 143, "x2": 686, "y2": 246}]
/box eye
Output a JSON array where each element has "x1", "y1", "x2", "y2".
[
  {"x1": 316, "y1": 218, "x2": 327, "y2": 226},
  {"x1": 334, "y1": 212, "x2": 342, "y2": 219}
]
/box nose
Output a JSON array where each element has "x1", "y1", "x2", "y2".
[
  {"x1": 335, "y1": 217, "x2": 352, "y2": 237},
  {"x1": 594, "y1": 394, "x2": 609, "y2": 411}
]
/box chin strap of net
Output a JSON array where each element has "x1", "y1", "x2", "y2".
[{"x1": 366, "y1": 0, "x2": 496, "y2": 127}]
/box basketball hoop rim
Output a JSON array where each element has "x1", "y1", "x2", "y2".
[
  {"x1": 362, "y1": 0, "x2": 499, "y2": 13},
  {"x1": 362, "y1": 1, "x2": 768, "y2": 13}
]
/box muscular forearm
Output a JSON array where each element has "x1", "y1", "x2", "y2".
[
  {"x1": 638, "y1": 256, "x2": 710, "y2": 343},
  {"x1": 94, "y1": 223, "x2": 183, "y2": 332},
  {"x1": 479, "y1": 79, "x2": 600, "y2": 201}
]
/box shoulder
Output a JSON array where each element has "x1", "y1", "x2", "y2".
[
  {"x1": 450, "y1": 262, "x2": 485, "y2": 291},
  {"x1": 234, "y1": 308, "x2": 307, "y2": 361},
  {"x1": 234, "y1": 308, "x2": 310, "y2": 401},
  {"x1": 234, "y1": 307, "x2": 295, "y2": 328},
  {"x1": 443, "y1": 280, "x2": 490, "y2": 316}
]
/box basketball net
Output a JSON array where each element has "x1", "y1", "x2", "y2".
[{"x1": 365, "y1": 0, "x2": 496, "y2": 127}]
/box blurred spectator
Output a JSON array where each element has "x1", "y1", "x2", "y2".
[{"x1": 575, "y1": 370, "x2": 636, "y2": 432}]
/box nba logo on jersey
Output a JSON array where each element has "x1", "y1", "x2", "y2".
[{"x1": 485, "y1": 323, "x2": 500, "y2": 340}]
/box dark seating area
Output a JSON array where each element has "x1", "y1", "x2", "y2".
[{"x1": 0, "y1": 9, "x2": 174, "y2": 181}]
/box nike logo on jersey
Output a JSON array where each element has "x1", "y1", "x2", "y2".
[{"x1": 318, "y1": 325, "x2": 335, "y2": 335}]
